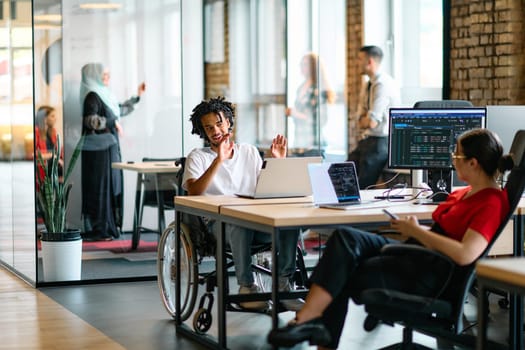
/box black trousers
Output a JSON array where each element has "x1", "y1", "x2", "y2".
[
  {"x1": 309, "y1": 227, "x2": 452, "y2": 348},
  {"x1": 347, "y1": 136, "x2": 388, "y2": 189}
]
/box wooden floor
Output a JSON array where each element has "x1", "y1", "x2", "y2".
[
  {"x1": 0, "y1": 267, "x2": 124, "y2": 349},
  {"x1": 0, "y1": 263, "x2": 513, "y2": 350}
]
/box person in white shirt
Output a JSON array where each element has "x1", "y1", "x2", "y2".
[
  {"x1": 348, "y1": 45, "x2": 401, "y2": 189},
  {"x1": 182, "y1": 96, "x2": 303, "y2": 311}
]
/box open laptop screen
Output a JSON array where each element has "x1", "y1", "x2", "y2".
[
  {"x1": 308, "y1": 162, "x2": 362, "y2": 205},
  {"x1": 328, "y1": 163, "x2": 360, "y2": 202}
]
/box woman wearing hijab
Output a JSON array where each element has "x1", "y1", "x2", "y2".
[{"x1": 79, "y1": 62, "x2": 146, "y2": 241}]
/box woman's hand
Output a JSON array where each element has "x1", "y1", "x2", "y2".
[
  {"x1": 389, "y1": 215, "x2": 420, "y2": 237},
  {"x1": 270, "y1": 134, "x2": 287, "y2": 158},
  {"x1": 137, "y1": 82, "x2": 146, "y2": 96},
  {"x1": 115, "y1": 121, "x2": 123, "y2": 137}
]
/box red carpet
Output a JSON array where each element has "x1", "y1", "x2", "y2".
[
  {"x1": 303, "y1": 237, "x2": 326, "y2": 254},
  {"x1": 37, "y1": 239, "x2": 158, "y2": 253}
]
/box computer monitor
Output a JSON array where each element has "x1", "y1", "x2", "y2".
[{"x1": 388, "y1": 107, "x2": 487, "y2": 202}]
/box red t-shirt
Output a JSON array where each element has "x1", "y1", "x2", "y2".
[{"x1": 432, "y1": 186, "x2": 509, "y2": 243}]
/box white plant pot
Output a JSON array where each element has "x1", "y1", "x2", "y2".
[{"x1": 41, "y1": 239, "x2": 82, "y2": 281}]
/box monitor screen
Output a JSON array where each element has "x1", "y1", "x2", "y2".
[{"x1": 388, "y1": 107, "x2": 487, "y2": 170}]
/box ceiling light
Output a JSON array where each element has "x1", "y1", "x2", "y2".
[
  {"x1": 34, "y1": 14, "x2": 62, "y2": 22},
  {"x1": 34, "y1": 24, "x2": 61, "y2": 31},
  {"x1": 79, "y1": 2, "x2": 122, "y2": 10}
]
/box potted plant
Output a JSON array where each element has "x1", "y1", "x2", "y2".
[{"x1": 36, "y1": 134, "x2": 84, "y2": 281}]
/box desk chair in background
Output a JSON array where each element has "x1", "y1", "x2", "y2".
[
  {"x1": 359, "y1": 130, "x2": 525, "y2": 349},
  {"x1": 157, "y1": 157, "x2": 309, "y2": 335},
  {"x1": 413, "y1": 100, "x2": 474, "y2": 109}
]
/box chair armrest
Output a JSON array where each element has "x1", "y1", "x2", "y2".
[{"x1": 380, "y1": 243, "x2": 455, "y2": 270}]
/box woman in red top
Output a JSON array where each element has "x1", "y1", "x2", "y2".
[
  {"x1": 268, "y1": 128, "x2": 514, "y2": 349},
  {"x1": 35, "y1": 106, "x2": 62, "y2": 181}
]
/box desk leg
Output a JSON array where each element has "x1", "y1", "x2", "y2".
[
  {"x1": 509, "y1": 214, "x2": 525, "y2": 349},
  {"x1": 131, "y1": 173, "x2": 143, "y2": 250},
  {"x1": 476, "y1": 282, "x2": 489, "y2": 350},
  {"x1": 271, "y1": 228, "x2": 280, "y2": 330},
  {"x1": 217, "y1": 221, "x2": 227, "y2": 348},
  {"x1": 175, "y1": 211, "x2": 182, "y2": 326},
  {"x1": 154, "y1": 174, "x2": 165, "y2": 235}
]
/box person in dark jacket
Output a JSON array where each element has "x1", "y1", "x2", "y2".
[{"x1": 79, "y1": 62, "x2": 145, "y2": 241}]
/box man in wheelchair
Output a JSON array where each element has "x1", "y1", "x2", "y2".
[{"x1": 182, "y1": 96, "x2": 303, "y2": 312}]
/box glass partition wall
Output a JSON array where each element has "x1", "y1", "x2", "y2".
[
  {"x1": 228, "y1": 0, "x2": 347, "y2": 160},
  {"x1": 0, "y1": 0, "x2": 201, "y2": 285},
  {"x1": 0, "y1": 0, "x2": 36, "y2": 283},
  {"x1": 1, "y1": 0, "x2": 347, "y2": 285}
]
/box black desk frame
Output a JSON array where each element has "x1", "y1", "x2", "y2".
[
  {"x1": 477, "y1": 212, "x2": 524, "y2": 350},
  {"x1": 173, "y1": 200, "x2": 392, "y2": 349}
]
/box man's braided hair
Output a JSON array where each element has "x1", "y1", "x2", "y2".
[{"x1": 190, "y1": 96, "x2": 235, "y2": 142}]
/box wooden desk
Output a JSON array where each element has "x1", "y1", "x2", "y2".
[
  {"x1": 172, "y1": 194, "x2": 317, "y2": 349},
  {"x1": 476, "y1": 258, "x2": 525, "y2": 350},
  {"x1": 218, "y1": 201, "x2": 435, "y2": 344},
  {"x1": 475, "y1": 199, "x2": 525, "y2": 350},
  {"x1": 174, "y1": 193, "x2": 433, "y2": 349},
  {"x1": 112, "y1": 161, "x2": 181, "y2": 249}
]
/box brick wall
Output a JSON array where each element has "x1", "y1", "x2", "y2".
[
  {"x1": 202, "y1": 0, "x2": 525, "y2": 150},
  {"x1": 346, "y1": 0, "x2": 363, "y2": 152},
  {"x1": 449, "y1": 0, "x2": 525, "y2": 105},
  {"x1": 204, "y1": 1, "x2": 230, "y2": 99}
]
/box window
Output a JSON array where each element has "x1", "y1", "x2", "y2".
[{"x1": 364, "y1": 0, "x2": 443, "y2": 106}]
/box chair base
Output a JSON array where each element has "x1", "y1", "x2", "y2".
[
  {"x1": 377, "y1": 327, "x2": 434, "y2": 350},
  {"x1": 379, "y1": 343, "x2": 432, "y2": 350}
]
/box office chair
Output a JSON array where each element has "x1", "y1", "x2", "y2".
[
  {"x1": 358, "y1": 130, "x2": 525, "y2": 349},
  {"x1": 157, "y1": 157, "x2": 309, "y2": 334},
  {"x1": 413, "y1": 100, "x2": 473, "y2": 109},
  {"x1": 133, "y1": 157, "x2": 179, "y2": 248}
]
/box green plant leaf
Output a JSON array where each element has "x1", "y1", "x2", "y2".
[{"x1": 36, "y1": 134, "x2": 84, "y2": 233}]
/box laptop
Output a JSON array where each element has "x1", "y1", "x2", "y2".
[
  {"x1": 307, "y1": 161, "x2": 382, "y2": 210},
  {"x1": 235, "y1": 156, "x2": 323, "y2": 199}
]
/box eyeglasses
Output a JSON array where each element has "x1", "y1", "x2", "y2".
[{"x1": 451, "y1": 152, "x2": 468, "y2": 160}]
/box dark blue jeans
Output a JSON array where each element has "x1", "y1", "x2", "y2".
[{"x1": 347, "y1": 136, "x2": 388, "y2": 189}]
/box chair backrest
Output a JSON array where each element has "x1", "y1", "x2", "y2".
[
  {"x1": 447, "y1": 129, "x2": 525, "y2": 332},
  {"x1": 172, "y1": 157, "x2": 216, "y2": 257},
  {"x1": 413, "y1": 100, "x2": 473, "y2": 108}
]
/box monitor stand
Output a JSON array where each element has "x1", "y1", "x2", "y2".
[{"x1": 425, "y1": 168, "x2": 452, "y2": 203}]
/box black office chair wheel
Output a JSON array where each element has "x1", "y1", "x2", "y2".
[
  {"x1": 363, "y1": 315, "x2": 380, "y2": 331},
  {"x1": 498, "y1": 297, "x2": 509, "y2": 309},
  {"x1": 193, "y1": 308, "x2": 213, "y2": 334}
]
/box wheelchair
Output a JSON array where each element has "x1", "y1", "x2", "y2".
[{"x1": 157, "y1": 158, "x2": 309, "y2": 334}]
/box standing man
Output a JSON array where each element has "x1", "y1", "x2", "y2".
[
  {"x1": 182, "y1": 96, "x2": 303, "y2": 312},
  {"x1": 348, "y1": 45, "x2": 401, "y2": 189}
]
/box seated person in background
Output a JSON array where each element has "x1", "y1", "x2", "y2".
[
  {"x1": 268, "y1": 128, "x2": 513, "y2": 348},
  {"x1": 35, "y1": 105, "x2": 63, "y2": 181},
  {"x1": 182, "y1": 96, "x2": 303, "y2": 311}
]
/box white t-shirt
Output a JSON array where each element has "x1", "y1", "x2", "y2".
[{"x1": 182, "y1": 143, "x2": 262, "y2": 195}]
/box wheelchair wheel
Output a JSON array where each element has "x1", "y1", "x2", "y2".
[
  {"x1": 193, "y1": 308, "x2": 213, "y2": 334},
  {"x1": 254, "y1": 251, "x2": 272, "y2": 292},
  {"x1": 157, "y1": 222, "x2": 198, "y2": 321}
]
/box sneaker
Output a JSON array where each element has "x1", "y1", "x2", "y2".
[
  {"x1": 279, "y1": 277, "x2": 305, "y2": 312},
  {"x1": 238, "y1": 284, "x2": 270, "y2": 311}
]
